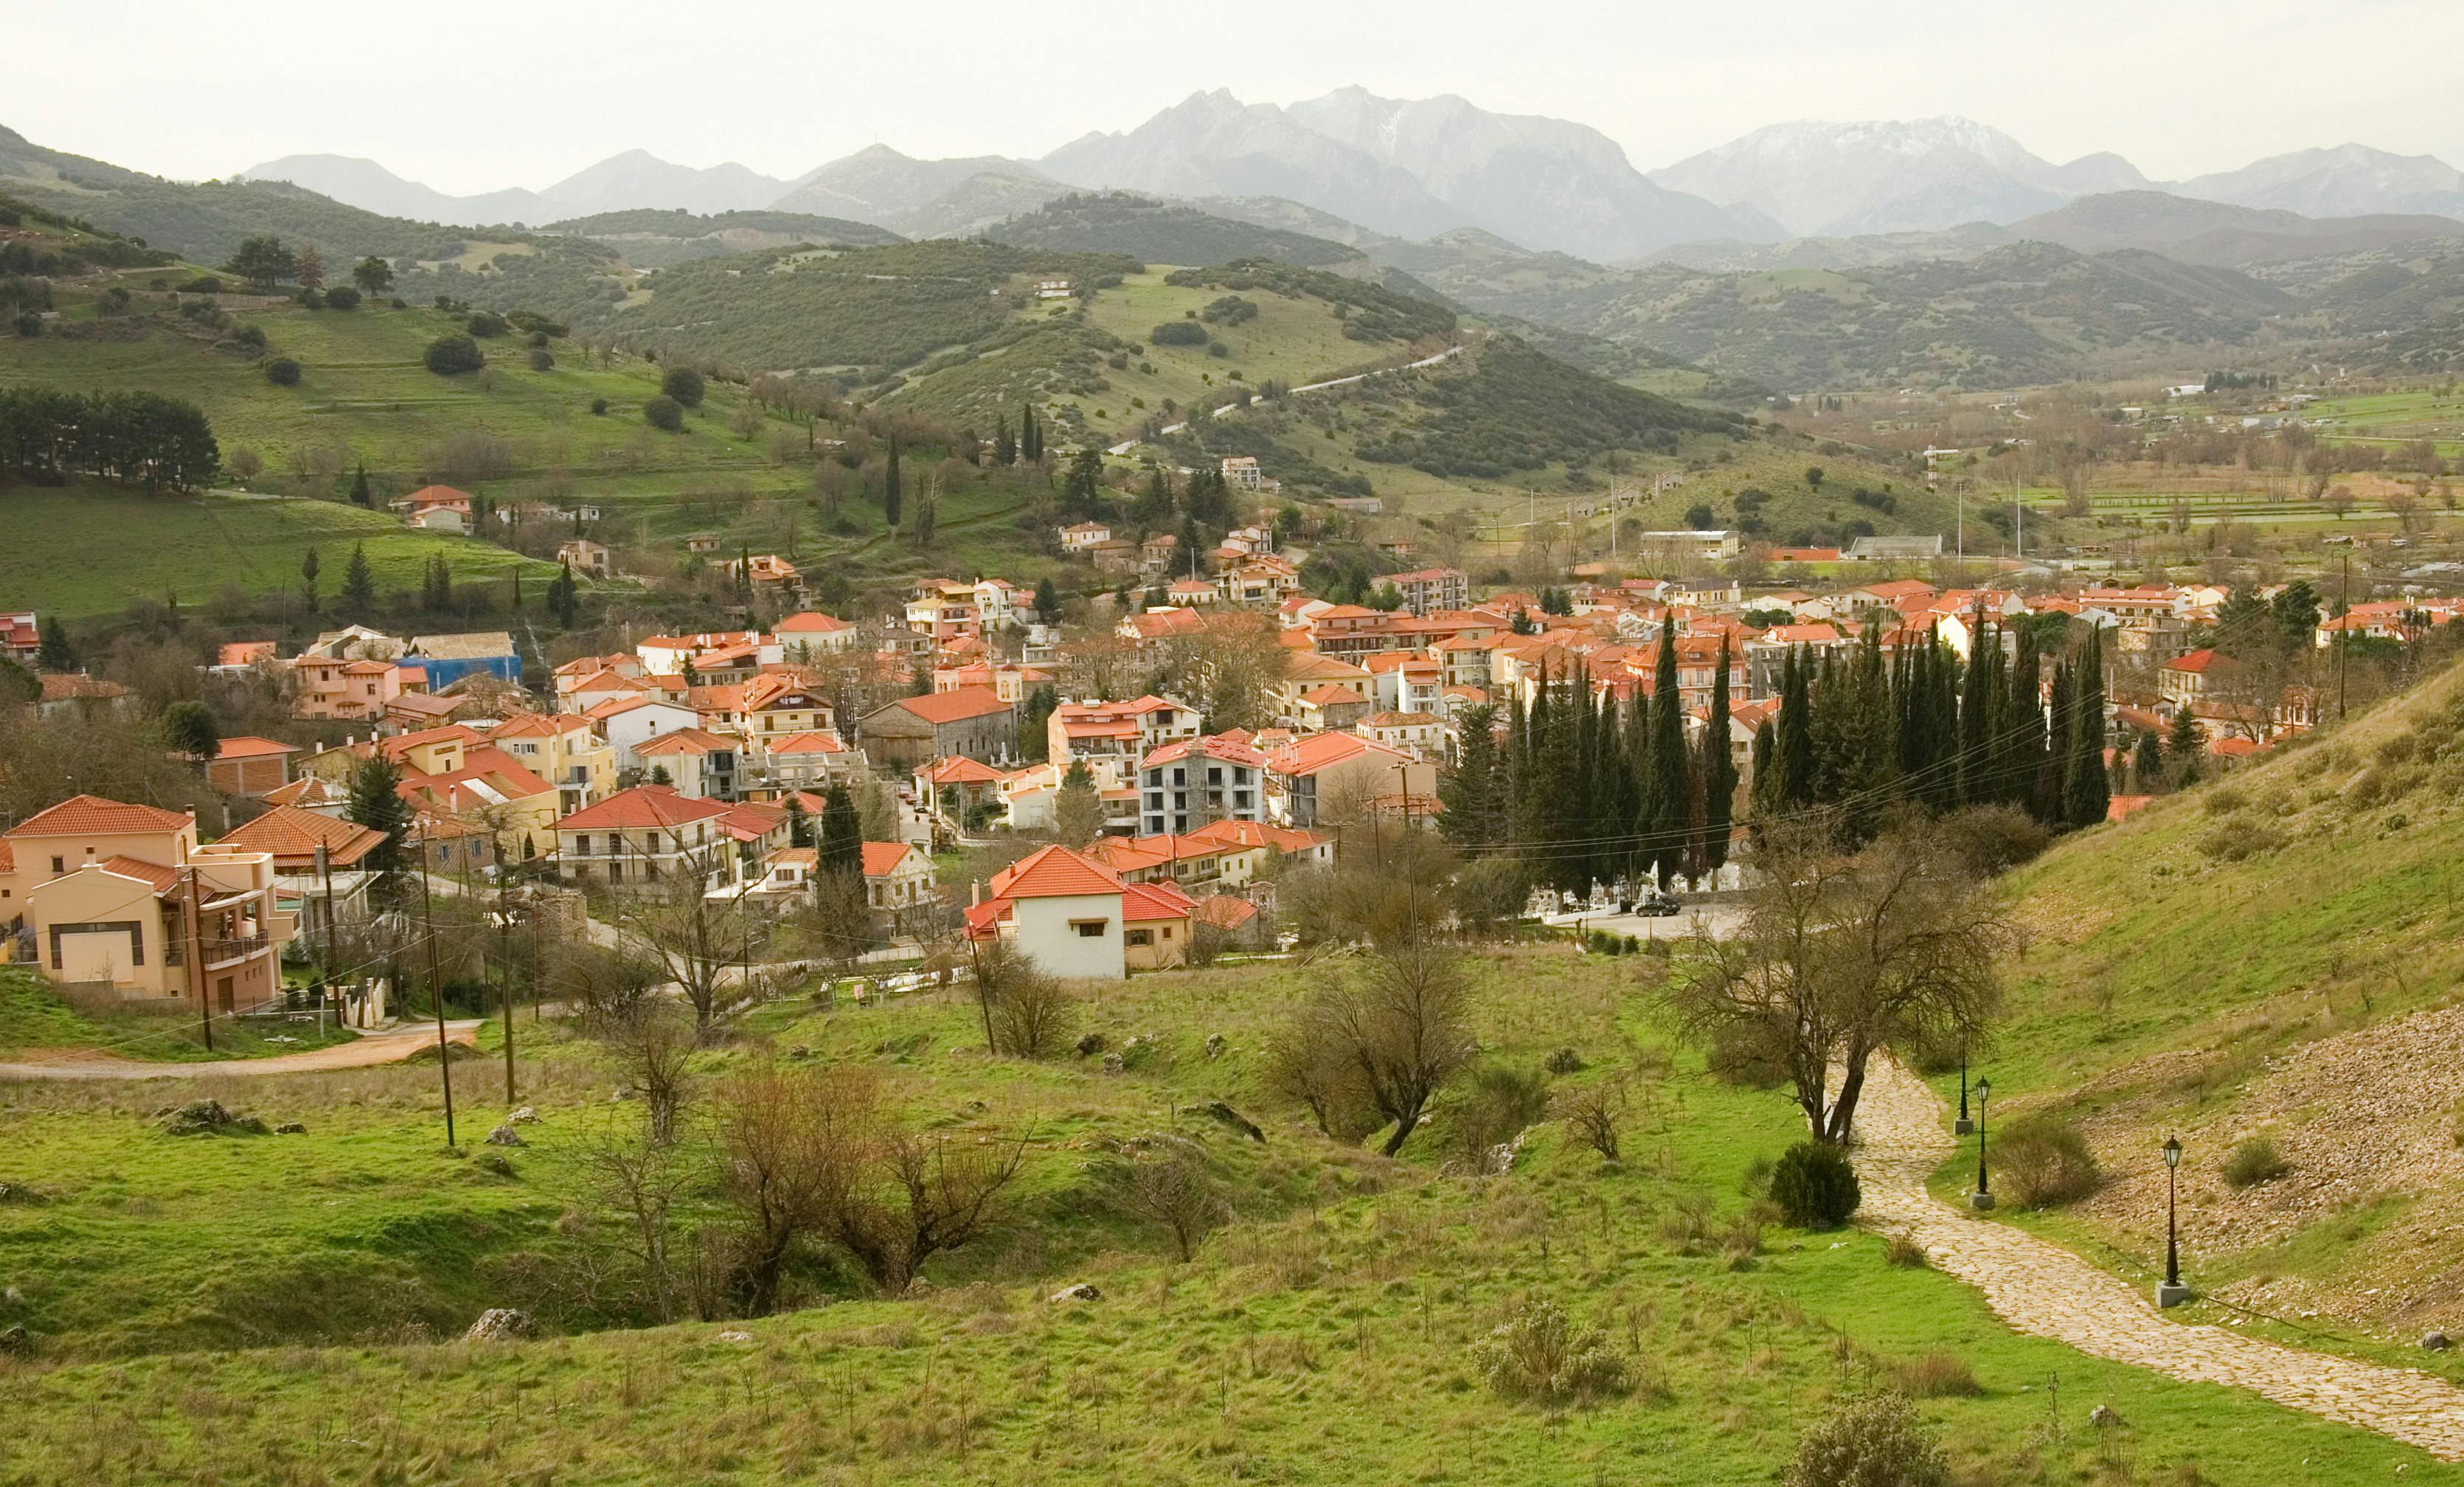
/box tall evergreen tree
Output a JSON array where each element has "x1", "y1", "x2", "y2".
[
  {"x1": 300, "y1": 547, "x2": 320, "y2": 613},
  {"x1": 1749, "y1": 718, "x2": 1779, "y2": 825},
  {"x1": 2033, "y1": 659, "x2": 2072, "y2": 825},
  {"x1": 1642, "y1": 620, "x2": 1689, "y2": 886},
  {"x1": 2063, "y1": 626, "x2": 2110, "y2": 828},
  {"x1": 1700, "y1": 637, "x2": 1738, "y2": 876},
  {"x1": 345, "y1": 755, "x2": 411, "y2": 881},
  {"x1": 1020, "y1": 404, "x2": 1042, "y2": 463},
  {"x1": 1440, "y1": 703, "x2": 1506, "y2": 848},
  {"x1": 348, "y1": 463, "x2": 371, "y2": 507},
  {"x1": 2002, "y1": 623, "x2": 2044, "y2": 809},
  {"x1": 32, "y1": 615, "x2": 72, "y2": 673},
  {"x1": 784, "y1": 795, "x2": 814, "y2": 849},
  {"x1": 1777, "y1": 648, "x2": 1815, "y2": 810},
  {"x1": 1958, "y1": 623, "x2": 2001, "y2": 808},
  {"x1": 340, "y1": 542, "x2": 376, "y2": 617},
  {"x1": 993, "y1": 415, "x2": 1016, "y2": 466},
  {"x1": 1535, "y1": 673, "x2": 1586, "y2": 893},
  {"x1": 819, "y1": 783, "x2": 863, "y2": 878},
  {"x1": 884, "y1": 436, "x2": 903, "y2": 527}
]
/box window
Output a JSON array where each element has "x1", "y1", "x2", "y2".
[
  {"x1": 1070, "y1": 918, "x2": 1108, "y2": 938},
  {"x1": 1125, "y1": 929, "x2": 1153, "y2": 947},
  {"x1": 49, "y1": 856, "x2": 63, "y2": 875}
]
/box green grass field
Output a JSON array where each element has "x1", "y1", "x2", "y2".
[
  {"x1": 1, "y1": 947, "x2": 2454, "y2": 1484},
  {"x1": 0, "y1": 482, "x2": 561, "y2": 618},
  {"x1": 0, "y1": 969, "x2": 357, "y2": 1064}
]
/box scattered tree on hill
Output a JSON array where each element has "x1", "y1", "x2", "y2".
[
  {"x1": 644, "y1": 395, "x2": 684, "y2": 431},
  {"x1": 420, "y1": 552, "x2": 453, "y2": 612},
  {"x1": 2167, "y1": 705, "x2": 2204, "y2": 781},
  {"x1": 352, "y1": 256, "x2": 393, "y2": 297},
  {"x1": 993, "y1": 414, "x2": 1016, "y2": 466},
  {"x1": 1020, "y1": 403, "x2": 1043, "y2": 463},
  {"x1": 222, "y1": 235, "x2": 296, "y2": 290},
  {"x1": 295, "y1": 243, "x2": 325, "y2": 290},
  {"x1": 32, "y1": 615, "x2": 72, "y2": 673},
  {"x1": 1033, "y1": 577, "x2": 1058, "y2": 623},
  {"x1": 424, "y1": 334, "x2": 483, "y2": 375},
  {"x1": 884, "y1": 435, "x2": 903, "y2": 527},
  {"x1": 299, "y1": 547, "x2": 319, "y2": 612},
  {"x1": 264, "y1": 357, "x2": 301, "y2": 387},
  {"x1": 661, "y1": 367, "x2": 705, "y2": 408},
  {"x1": 348, "y1": 462, "x2": 371, "y2": 506},
  {"x1": 162, "y1": 700, "x2": 220, "y2": 762},
  {"x1": 1061, "y1": 445, "x2": 1103, "y2": 521},
  {"x1": 339, "y1": 543, "x2": 377, "y2": 618}
]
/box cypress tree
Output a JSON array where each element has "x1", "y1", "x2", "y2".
[
  {"x1": 1958, "y1": 624, "x2": 2000, "y2": 807},
  {"x1": 1592, "y1": 688, "x2": 1634, "y2": 892},
  {"x1": 1700, "y1": 636, "x2": 1738, "y2": 876},
  {"x1": 993, "y1": 415, "x2": 1016, "y2": 466},
  {"x1": 349, "y1": 463, "x2": 371, "y2": 507},
  {"x1": 1021, "y1": 404, "x2": 1042, "y2": 463},
  {"x1": 2133, "y1": 729, "x2": 2165, "y2": 790},
  {"x1": 884, "y1": 435, "x2": 903, "y2": 527},
  {"x1": 819, "y1": 783, "x2": 863, "y2": 878},
  {"x1": 340, "y1": 542, "x2": 376, "y2": 617},
  {"x1": 1643, "y1": 620, "x2": 1688, "y2": 887},
  {"x1": 2064, "y1": 626, "x2": 2110, "y2": 828},
  {"x1": 1536, "y1": 672, "x2": 1586, "y2": 892},
  {"x1": 33, "y1": 615, "x2": 72, "y2": 673},
  {"x1": 2034, "y1": 659, "x2": 2072, "y2": 825},
  {"x1": 1440, "y1": 703, "x2": 1505, "y2": 848},
  {"x1": 1749, "y1": 718, "x2": 1777, "y2": 828},
  {"x1": 1777, "y1": 647, "x2": 1815, "y2": 810},
  {"x1": 2002, "y1": 623, "x2": 2044, "y2": 809}
]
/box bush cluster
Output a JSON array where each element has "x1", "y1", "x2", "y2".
[{"x1": 1771, "y1": 1140, "x2": 1861, "y2": 1228}]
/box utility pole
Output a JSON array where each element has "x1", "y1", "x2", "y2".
[
  {"x1": 493, "y1": 839, "x2": 516, "y2": 1106},
  {"x1": 418, "y1": 819, "x2": 457, "y2": 1148},
  {"x1": 2338, "y1": 552, "x2": 2350, "y2": 720},
  {"x1": 182, "y1": 863, "x2": 212, "y2": 1051},
  {"x1": 317, "y1": 842, "x2": 339, "y2": 1032}
]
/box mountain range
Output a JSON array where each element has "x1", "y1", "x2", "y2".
[{"x1": 207, "y1": 95, "x2": 2464, "y2": 260}]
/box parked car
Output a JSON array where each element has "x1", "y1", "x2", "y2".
[{"x1": 1634, "y1": 892, "x2": 1682, "y2": 918}]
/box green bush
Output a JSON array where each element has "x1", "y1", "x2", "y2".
[
  {"x1": 2223, "y1": 1134, "x2": 2289, "y2": 1189},
  {"x1": 526, "y1": 347, "x2": 555, "y2": 372},
  {"x1": 232, "y1": 324, "x2": 267, "y2": 350},
  {"x1": 1470, "y1": 1300, "x2": 1633, "y2": 1404},
  {"x1": 643, "y1": 395, "x2": 684, "y2": 431},
  {"x1": 1997, "y1": 1115, "x2": 2102, "y2": 1207},
  {"x1": 263, "y1": 357, "x2": 301, "y2": 387},
  {"x1": 424, "y1": 334, "x2": 483, "y2": 375},
  {"x1": 589, "y1": 398, "x2": 608, "y2": 415},
  {"x1": 1770, "y1": 1140, "x2": 1861, "y2": 1228},
  {"x1": 661, "y1": 367, "x2": 706, "y2": 406},
  {"x1": 1150, "y1": 320, "x2": 1207, "y2": 346},
  {"x1": 322, "y1": 285, "x2": 361, "y2": 310},
  {"x1": 466, "y1": 311, "x2": 507, "y2": 337},
  {"x1": 1785, "y1": 1395, "x2": 1949, "y2": 1487}
]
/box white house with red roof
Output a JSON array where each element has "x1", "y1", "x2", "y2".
[
  {"x1": 774, "y1": 611, "x2": 859, "y2": 656},
  {"x1": 964, "y1": 844, "x2": 1134, "y2": 979},
  {"x1": 634, "y1": 728, "x2": 742, "y2": 800},
  {"x1": 1136, "y1": 734, "x2": 1270, "y2": 836}
]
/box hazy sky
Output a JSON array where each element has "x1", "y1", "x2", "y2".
[{"x1": 17, "y1": 0, "x2": 2460, "y2": 191}]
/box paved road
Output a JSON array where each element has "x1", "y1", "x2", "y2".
[
  {"x1": 1546, "y1": 901, "x2": 1750, "y2": 943},
  {"x1": 0, "y1": 1019, "x2": 484, "y2": 1082},
  {"x1": 1854, "y1": 1056, "x2": 2464, "y2": 1460}
]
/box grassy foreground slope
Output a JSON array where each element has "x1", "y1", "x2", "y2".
[
  {"x1": 1971, "y1": 646, "x2": 2464, "y2": 1347},
  {"x1": 1, "y1": 949, "x2": 2450, "y2": 1485}
]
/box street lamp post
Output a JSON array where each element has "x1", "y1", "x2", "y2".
[
  {"x1": 1954, "y1": 1044, "x2": 1974, "y2": 1136},
  {"x1": 1969, "y1": 1077, "x2": 1994, "y2": 1211},
  {"x1": 2157, "y1": 1135, "x2": 2190, "y2": 1308}
]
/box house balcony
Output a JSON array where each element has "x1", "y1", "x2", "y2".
[{"x1": 202, "y1": 934, "x2": 271, "y2": 966}]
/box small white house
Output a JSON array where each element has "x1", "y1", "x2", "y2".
[{"x1": 965, "y1": 845, "x2": 1127, "y2": 980}]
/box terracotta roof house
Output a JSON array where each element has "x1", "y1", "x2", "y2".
[
  {"x1": 967, "y1": 845, "x2": 1138, "y2": 980},
  {"x1": 859, "y1": 684, "x2": 1016, "y2": 768},
  {"x1": 215, "y1": 805, "x2": 387, "y2": 873},
  {"x1": 555, "y1": 786, "x2": 739, "y2": 891}
]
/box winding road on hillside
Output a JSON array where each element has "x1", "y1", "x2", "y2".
[{"x1": 1853, "y1": 1058, "x2": 2464, "y2": 1460}]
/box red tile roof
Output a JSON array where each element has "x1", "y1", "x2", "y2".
[
  {"x1": 214, "y1": 735, "x2": 299, "y2": 760},
  {"x1": 1122, "y1": 880, "x2": 1196, "y2": 923},
  {"x1": 97, "y1": 855, "x2": 182, "y2": 893},
  {"x1": 925, "y1": 756, "x2": 1004, "y2": 784},
  {"x1": 556, "y1": 786, "x2": 734, "y2": 831},
  {"x1": 861, "y1": 841, "x2": 923, "y2": 878},
  {"x1": 988, "y1": 845, "x2": 1123, "y2": 899},
  {"x1": 8, "y1": 794, "x2": 191, "y2": 838},
  {"x1": 635, "y1": 728, "x2": 737, "y2": 756},
  {"x1": 887, "y1": 685, "x2": 1013, "y2": 724},
  {"x1": 216, "y1": 805, "x2": 387, "y2": 867},
  {"x1": 767, "y1": 729, "x2": 847, "y2": 755}
]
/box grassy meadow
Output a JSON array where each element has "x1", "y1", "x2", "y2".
[{"x1": 1, "y1": 946, "x2": 2455, "y2": 1484}]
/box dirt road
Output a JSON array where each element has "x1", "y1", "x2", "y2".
[{"x1": 0, "y1": 1019, "x2": 483, "y2": 1081}]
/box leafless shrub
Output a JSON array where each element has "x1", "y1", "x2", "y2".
[{"x1": 1554, "y1": 1075, "x2": 1628, "y2": 1161}]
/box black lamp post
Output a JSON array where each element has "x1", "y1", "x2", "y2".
[
  {"x1": 1969, "y1": 1077, "x2": 1994, "y2": 1211},
  {"x1": 2157, "y1": 1135, "x2": 2190, "y2": 1307},
  {"x1": 1954, "y1": 1044, "x2": 1974, "y2": 1136}
]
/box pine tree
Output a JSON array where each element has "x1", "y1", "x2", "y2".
[
  {"x1": 1642, "y1": 621, "x2": 1689, "y2": 887},
  {"x1": 2132, "y1": 729, "x2": 2165, "y2": 790},
  {"x1": 33, "y1": 614, "x2": 72, "y2": 673},
  {"x1": 1063, "y1": 446, "x2": 1103, "y2": 519},
  {"x1": 2166, "y1": 706, "x2": 2204, "y2": 782},
  {"x1": 300, "y1": 547, "x2": 321, "y2": 613},
  {"x1": 340, "y1": 542, "x2": 376, "y2": 617},
  {"x1": 819, "y1": 783, "x2": 863, "y2": 878},
  {"x1": 1700, "y1": 637, "x2": 1738, "y2": 876},
  {"x1": 1033, "y1": 577, "x2": 1059, "y2": 623},
  {"x1": 546, "y1": 563, "x2": 580, "y2": 628},
  {"x1": 349, "y1": 463, "x2": 371, "y2": 507},
  {"x1": 785, "y1": 795, "x2": 814, "y2": 849}
]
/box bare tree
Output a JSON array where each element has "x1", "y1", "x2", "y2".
[
  {"x1": 575, "y1": 1119, "x2": 694, "y2": 1321},
  {"x1": 1290, "y1": 937, "x2": 1478, "y2": 1155},
  {"x1": 1553, "y1": 1075, "x2": 1628, "y2": 1162},
  {"x1": 714, "y1": 1065, "x2": 860, "y2": 1314},
  {"x1": 1667, "y1": 820, "x2": 2015, "y2": 1144},
  {"x1": 620, "y1": 857, "x2": 760, "y2": 1038},
  {"x1": 969, "y1": 939, "x2": 1076, "y2": 1058},
  {"x1": 1114, "y1": 1141, "x2": 1223, "y2": 1261},
  {"x1": 799, "y1": 870, "x2": 874, "y2": 976}
]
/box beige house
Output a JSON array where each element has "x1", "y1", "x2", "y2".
[
  {"x1": 0, "y1": 796, "x2": 294, "y2": 1013},
  {"x1": 554, "y1": 786, "x2": 740, "y2": 890}
]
